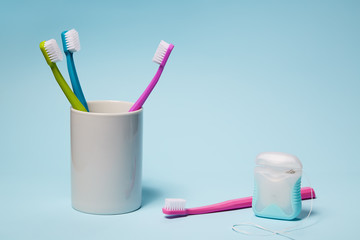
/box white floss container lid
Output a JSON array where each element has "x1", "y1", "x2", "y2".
[{"x1": 255, "y1": 152, "x2": 303, "y2": 170}]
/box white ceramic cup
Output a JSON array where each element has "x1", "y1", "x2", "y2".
[{"x1": 70, "y1": 101, "x2": 143, "y2": 214}]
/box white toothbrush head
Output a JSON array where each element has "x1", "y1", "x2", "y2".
[
  {"x1": 164, "y1": 198, "x2": 186, "y2": 210},
  {"x1": 41, "y1": 39, "x2": 63, "y2": 64},
  {"x1": 152, "y1": 40, "x2": 174, "y2": 66},
  {"x1": 162, "y1": 198, "x2": 187, "y2": 215},
  {"x1": 64, "y1": 29, "x2": 81, "y2": 52},
  {"x1": 44, "y1": 39, "x2": 63, "y2": 62}
]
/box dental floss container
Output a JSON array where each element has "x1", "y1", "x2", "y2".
[{"x1": 252, "y1": 152, "x2": 303, "y2": 220}]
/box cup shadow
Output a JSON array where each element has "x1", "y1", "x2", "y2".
[{"x1": 142, "y1": 185, "x2": 163, "y2": 207}]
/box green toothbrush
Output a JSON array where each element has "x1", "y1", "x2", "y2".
[{"x1": 40, "y1": 39, "x2": 87, "y2": 112}]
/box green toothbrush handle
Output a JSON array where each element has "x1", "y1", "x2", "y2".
[{"x1": 51, "y1": 65, "x2": 87, "y2": 112}]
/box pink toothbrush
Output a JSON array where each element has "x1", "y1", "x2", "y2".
[
  {"x1": 162, "y1": 187, "x2": 316, "y2": 216},
  {"x1": 129, "y1": 40, "x2": 174, "y2": 112}
]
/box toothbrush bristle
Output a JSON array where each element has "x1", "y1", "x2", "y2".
[
  {"x1": 65, "y1": 29, "x2": 81, "y2": 52},
  {"x1": 164, "y1": 199, "x2": 186, "y2": 210},
  {"x1": 152, "y1": 40, "x2": 171, "y2": 64},
  {"x1": 44, "y1": 39, "x2": 63, "y2": 62}
]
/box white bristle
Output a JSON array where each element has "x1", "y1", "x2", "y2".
[
  {"x1": 44, "y1": 39, "x2": 63, "y2": 62},
  {"x1": 65, "y1": 29, "x2": 81, "y2": 52},
  {"x1": 152, "y1": 40, "x2": 170, "y2": 64},
  {"x1": 164, "y1": 198, "x2": 186, "y2": 210}
]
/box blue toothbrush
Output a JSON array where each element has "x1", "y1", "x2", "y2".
[{"x1": 61, "y1": 29, "x2": 89, "y2": 111}]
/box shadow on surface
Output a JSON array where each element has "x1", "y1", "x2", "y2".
[
  {"x1": 142, "y1": 185, "x2": 162, "y2": 207},
  {"x1": 165, "y1": 214, "x2": 188, "y2": 219},
  {"x1": 296, "y1": 209, "x2": 318, "y2": 220}
]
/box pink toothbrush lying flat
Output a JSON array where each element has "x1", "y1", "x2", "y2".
[
  {"x1": 162, "y1": 187, "x2": 316, "y2": 216},
  {"x1": 129, "y1": 40, "x2": 174, "y2": 112}
]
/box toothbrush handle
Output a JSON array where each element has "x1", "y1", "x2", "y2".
[
  {"x1": 66, "y1": 53, "x2": 89, "y2": 111},
  {"x1": 186, "y1": 187, "x2": 316, "y2": 215},
  {"x1": 187, "y1": 197, "x2": 253, "y2": 215},
  {"x1": 50, "y1": 65, "x2": 87, "y2": 112},
  {"x1": 129, "y1": 66, "x2": 164, "y2": 112}
]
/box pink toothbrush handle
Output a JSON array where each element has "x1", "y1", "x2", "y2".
[
  {"x1": 187, "y1": 196, "x2": 253, "y2": 215},
  {"x1": 186, "y1": 187, "x2": 316, "y2": 215},
  {"x1": 129, "y1": 43, "x2": 174, "y2": 112},
  {"x1": 129, "y1": 67, "x2": 164, "y2": 112}
]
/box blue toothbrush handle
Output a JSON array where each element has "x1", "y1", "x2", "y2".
[{"x1": 66, "y1": 52, "x2": 89, "y2": 111}]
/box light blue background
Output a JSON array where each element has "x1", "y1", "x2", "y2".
[{"x1": 0, "y1": 0, "x2": 359, "y2": 239}]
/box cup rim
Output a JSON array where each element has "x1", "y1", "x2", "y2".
[{"x1": 70, "y1": 100, "x2": 143, "y2": 116}]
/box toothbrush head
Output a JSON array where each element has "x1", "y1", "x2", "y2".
[
  {"x1": 152, "y1": 40, "x2": 174, "y2": 67},
  {"x1": 40, "y1": 39, "x2": 63, "y2": 66},
  {"x1": 61, "y1": 29, "x2": 80, "y2": 53},
  {"x1": 162, "y1": 198, "x2": 188, "y2": 215}
]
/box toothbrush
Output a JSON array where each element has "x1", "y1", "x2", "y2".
[
  {"x1": 162, "y1": 187, "x2": 316, "y2": 216},
  {"x1": 40, "y1": 39, "x2": 87, "y2": 112},
  {"x1": 61, "y1": 29, "x2": 89, "y2": 111},
  {"x1": 129, "y1": 40, "x2": 174, "y2": 112}
]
